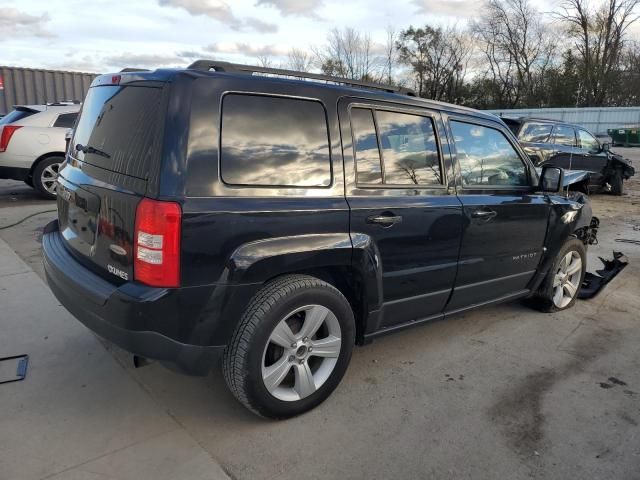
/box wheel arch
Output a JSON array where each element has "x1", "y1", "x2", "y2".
[
  {"x1": 224, "y1": 233, "x2": 384, "y2": 343},
  {"x1": 29, "y1": 151, "x2": 66, "y2": 177}
]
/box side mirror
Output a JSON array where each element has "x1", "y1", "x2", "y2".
[
  {"x1": 539, "y1": 166, "x2": 564, "y2": 193},
  {"x1": 600, "y1": 142, "x2": 610, "y2": 152}
]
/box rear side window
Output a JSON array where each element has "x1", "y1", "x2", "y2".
[
  {"x1": 72, "y1": 85, "x2": 164, "y2": 179},
  {"x1": 519, "y1": 123, "x2": 552, "y2": 143},
  {"x1": 53, "y1": 112, "x2": 78, "y2": 128},
  {"x1": 351, "y1": 107, "x2": 442, "y2": 186},
  {"x1": 552, "y1": 125, "x2": 576, "y2": 146},
  {"x1": 0, "y1": 109, "x2": 36, "y2": 125},
  {"x1": 220, "y1": 94, "x2": 331, "y2": 187},
  {"x1": 376, "y1": 111, "x2": 441, "y2": 185},
  {"x1": 451, "y1": 121, "x2": 528, "y2": 187}
]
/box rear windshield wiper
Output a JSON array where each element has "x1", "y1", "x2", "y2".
[{"x1": 75, "y1": 143, "x2": 111, "y2": 159}]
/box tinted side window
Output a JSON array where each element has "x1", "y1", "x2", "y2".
[
  {"x1": 53, "y1": 112, "x2": 78, "y2": 128},
  {"x1": 577, "y1": 129, "x2": 599, "y2": 151},
  {"x1": 519, "y1": 123, "x2": 552, "y2": 143},
  {"x1": 220, "y1": 94, "x2": 331, "y2": 187},
  {"x1": 376, "y1": 111, "x2": 441, "y2": 185},
  {"x1": 552, "y1": 125, "x2": 576, "y2": 146},
  {"x1": 451, "y1": 121, "x2": 528, "y2": 187},
  {"x1": 351, "y1": 108, "x2": 382, "y2": 184}
]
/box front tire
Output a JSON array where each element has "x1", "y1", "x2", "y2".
[
  {"x1": 610, "y1": 169, "x2": 624, "y2": 196},
  {"x1": 530, "y1": 238, "x2": 586, "y2": 312},
  {"x1": 33, "y1": 156, "x2": 64, "y2": 199},
  {"x1": 223, "y1": 274, "x2": 355, "y2": 419}
]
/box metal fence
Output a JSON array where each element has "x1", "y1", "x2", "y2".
[
  {"x1": 0, "y1": 66, "x2": 98, "y2": 115},
  {"x1": 486, "y1": 107, "x2": 640, "y2": 135}
]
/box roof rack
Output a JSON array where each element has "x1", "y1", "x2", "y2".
[
  {"x1": 188, "y1": 60, "x2": 416, "y2": 96},
  {"x1": 46, "y1": 101, "x2": 80, "y2": 106},
  {"x1": 120, "y1": 67, "x2": 150, "y2": 72}
]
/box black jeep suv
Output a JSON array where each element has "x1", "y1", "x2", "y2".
[
  {"x1": 503, "y1": 117, "x2": 635, "y2": 195},
  {"x1": 43, "y1": 62, "x2": 597, "y2": 418}
]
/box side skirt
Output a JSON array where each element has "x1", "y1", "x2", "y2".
[{"x1": 363, "y1": 289, "x2": 530, "y2": 342}]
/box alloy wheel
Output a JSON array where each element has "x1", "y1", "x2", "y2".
[
  {"x1": 552, "y1": 251, "x2": 582, "y2": 308},
  {"x1": 261, "y1": 304, "x2": 342, "y2": 402},
  {"x1": 40, "y1": 163, "x2": 60, "y2": 196}
]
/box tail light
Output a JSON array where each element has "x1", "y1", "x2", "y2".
[
  {"x1": 134, "y1": 198, "x2": 181, "y2": 288},
  {"x1": 0, "y1": 125, "x2": 22, "y2": 152}
]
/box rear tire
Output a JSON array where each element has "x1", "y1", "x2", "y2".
[
  {"x1": 529, "y1": 238, "x2": 586, "y2": 313},
  {"x1": 33, "y1": 156, "x2": 64, "y2": 199},
  {"x1": 610, "y1": 169, "x2": 624, "y2": 196},
  {"x1": 223, "y1": 274, "x2": 355, "y2": 419}
]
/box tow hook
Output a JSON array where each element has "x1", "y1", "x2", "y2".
[{"x1": 578, "y1": 251, "x2": 628, "y2": 299}]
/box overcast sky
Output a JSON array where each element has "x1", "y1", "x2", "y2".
[{"x1": 0, "y1": 0, "x2": 620, "y2": 73}]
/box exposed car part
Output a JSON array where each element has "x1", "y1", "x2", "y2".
[
  {"x1": 575, "y1": 217, "x2": 600, "y2": 246},
  {"x1": 578, "y1": 252, "x2": 629, "y2": 299}
]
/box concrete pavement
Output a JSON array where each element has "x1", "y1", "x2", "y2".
[{"x1": 0, "y1": 238, "x2": 230, "y2": 480}]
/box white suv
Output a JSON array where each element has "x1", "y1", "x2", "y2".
[{"x1": 0, "y1": 103, "x2": 80, "y2": 199}]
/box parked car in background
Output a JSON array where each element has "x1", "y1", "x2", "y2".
[
  {"x1": 0, "y1": 102, "x2": 80, "y2": 198},
  {"x1": 502, "y1": 117, "x2": 635, "y2": 195},
  {"x1": 43, "y1": 62, "x2": 598, "y2": 419}
]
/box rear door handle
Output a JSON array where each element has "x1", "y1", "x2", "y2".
[
  {"x1": 471, "y1": 209, "x2": 497, "y2": 220},
  {"x1": 367, "y1": 214, "x2": 403, "y2": 227}
]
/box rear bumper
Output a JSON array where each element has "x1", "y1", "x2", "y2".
[
  {"x1": 42, "y1": 220, "x2": 225, "y2": 375},
  {"x1": 0, "y1": 165, "x2": 29, "y2": 181}
]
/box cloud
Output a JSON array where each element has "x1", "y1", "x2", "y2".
[
  {"x1": 244, "y1": 17, "x2": 279, "y2": 34},
  {"x1": 0, "y1": 8, "x2": 54, "y2": 38},
  {"x1": 205, "y1": 42, "x2": 289, "y2": 57},
  {"x1": 411, "y1": 0, "x2": 480, "y2": 17},
  {"x1": 102, "y1": 52, "x2": 188, "y2": 69},
  {"x1": 255, "y1": 0, "x2": 324, "y2": 17},
  {"x1": 158, "y1": 0, "x2": 278, "y2": 32}
]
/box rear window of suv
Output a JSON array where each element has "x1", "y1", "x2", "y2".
[
  {"x1": 71, "y1": 85, "x2": 164, "y2": 179},
  {"x1": 220, "y1": 94, "x2": 331, "y2": 187},
  {"x1": 0, "y1": 108, "x2": 36, "y2": 125}
]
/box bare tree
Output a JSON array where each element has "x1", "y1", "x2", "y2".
[
  {"x1": 383, "y1": 26, "x2": 400, "y2": 85},
  {"x1": 256, "y1": 54, "x2": 274, "y2": 68},
  {"x1": 313, "y1": 27, "x2": 382, "y2": 80},
  {"x1": 396, "y1": 25, "x2": 471, "y2": 101},
  {"x1": 286, "y1": 48, "x2": 314, "y2": 72},
  {"x1": 556, "y1": 0, "x2": 640, "y2": 105},
  {"x1": 472, "y1": 0, "x2": 555, "y2": 107}
]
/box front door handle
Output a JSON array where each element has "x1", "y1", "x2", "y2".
[
  {"x1": 471, "y1": 209, "x2": 497, "y2": 220},
  {"x1": 367, "y1": 214, "x2": 403, "y2": 227}
]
